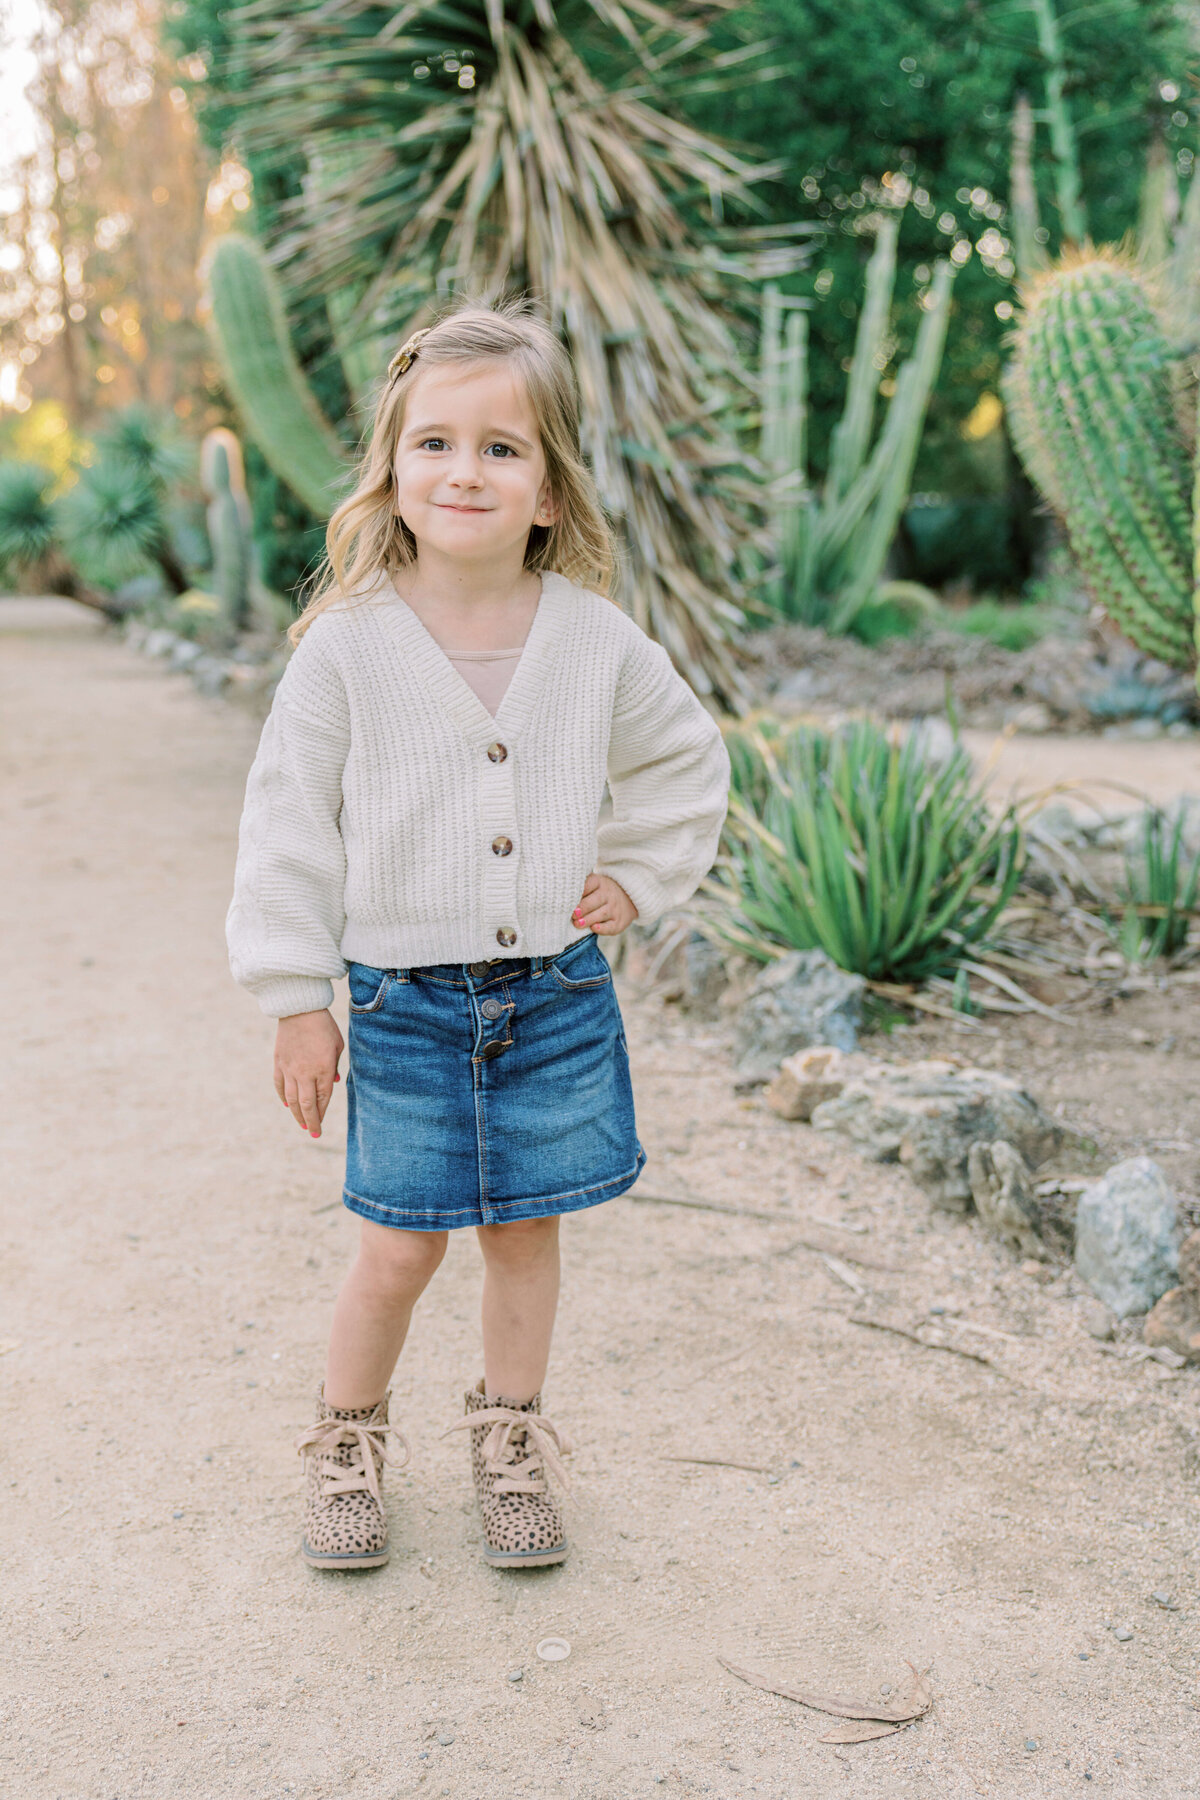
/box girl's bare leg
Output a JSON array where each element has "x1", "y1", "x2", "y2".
[
  {"x1": 323, "y1": 1219, "x2": 447, "y2": 1408},
  {"x1": 475, "y1": 1216, "x2": 561, "y2": 1402}
]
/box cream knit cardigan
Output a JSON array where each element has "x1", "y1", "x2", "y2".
[{"x1": 226, "y1": 569, "x2": 732, "y2": 1017}]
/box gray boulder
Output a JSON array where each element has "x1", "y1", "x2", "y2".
[
  {"x1": 812, "y1": 1060, "x2": 1061, "y2": 1213},
  {"x1": 1074, "y1": 1157, "x2": 1178, "y2": 1319},
  {"x1": 732, "y1": 950, "x2": 865, "y2": 1086}
]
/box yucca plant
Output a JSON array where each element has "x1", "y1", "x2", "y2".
[
  {"x1": 701, "y1": 718, "x2": 1025, "y2": 983},
  {"x1": 0, "y1": 461, "x2": 122, "y2": 616},
  {"x1": 58, "y1": 460, "x2": 187, "y2": 594},
  {"x1": 1114, "y1": 807, "x2": 1200, "y2": 963},
  {"x1": 204, "y1": 0, "x2": 813, "y2": 706}
]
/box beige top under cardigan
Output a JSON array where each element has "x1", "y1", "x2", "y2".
[
  {"x1": 444, "y1": 645, "x2": 524, "y2": 717},
  {"x1": 225, "y1": 569, "x2": 732, "y2": 1018}
]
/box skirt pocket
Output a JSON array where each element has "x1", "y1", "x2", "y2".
[{"x1": 347, "y1": 963, "x2": 394, "y2": 1014}]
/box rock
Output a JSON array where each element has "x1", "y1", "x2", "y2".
[
  {"x1": 732, "y1": 951, "x2": 865, "y2": 1086},
  {"x1": 1177, "y1": 1228, "x2": 1200, "y2": 1297},
  {"x1": 811, "y1": 1061, "x2": 1061, "y2": 1213},
  {"x1": 967, "y1": 1141, "x2": 1073, "y2": 1259},
  {"x1": 1142, "y1": 1286, "x2": 1200, "y2": 1362},
  {"x1": 1113, "y1": 1626, "x2": 1134, "y2": 1643},
  {"x1": 1074, "y1": 1158, "x2": 1178, "y2": 1319},
  {"x1": 169, "y1": 638, "x2": 203, "y2": 670},
  {"x1": 191, "y1": 654, "x2": 230, "y2": 697},
  {"x1": 1081, "y1": 1299, "x2": 1116, "y2": 1342},
  {"x1": 764, "y1": 1046, "x2": 854, "y2": 1122},
  {"x1": 678, "y1": 932, "x2": 729, "y2": 1018}
]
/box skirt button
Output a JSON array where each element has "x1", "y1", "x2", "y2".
[
  {"x1": 468, "y1": 960, "x2": 493, "y2": 977},
  {"x1": 479, "y1": 1039, "x2": 506, "y2": 1059},
  {"x1": 480, "y1": 998, "x2": 504, "y2": 1020}
]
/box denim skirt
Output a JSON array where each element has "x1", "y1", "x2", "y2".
[{"x1": 342, "y1": 931, "x2": 647, "y2": 1231}]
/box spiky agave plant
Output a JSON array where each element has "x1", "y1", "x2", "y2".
[
  {"x1": 701, "y1": 718, "x2": 1025, "y2": 982},
  {"x1": 210, "y1": 0, "x2": 811, "y2": 706}
]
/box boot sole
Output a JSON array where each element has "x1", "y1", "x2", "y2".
[
  {"x1": 482, "y1": 1540, "x2": 568, "y2": 1568},
  {"x1": 301, "y1": 1539, "x2": 389, "y2": 1570}
]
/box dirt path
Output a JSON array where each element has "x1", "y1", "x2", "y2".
[{"x1": 3, "y1": 599, "x2": 1199, "y2": 1800}]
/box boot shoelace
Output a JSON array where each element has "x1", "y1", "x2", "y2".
[
  {"x1": 443, "y1": 1405, "x2": 573, "y2": 1495},
  {"x1": 293, "y1": 1413, "x2": 411, "y2": 1508}
]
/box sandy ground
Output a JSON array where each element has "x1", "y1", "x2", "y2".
[{"x1": 3, "y1": 598, "x2": 1199, "y2": 1800}]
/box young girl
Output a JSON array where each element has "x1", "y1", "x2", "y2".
[{"x1": 226, "y1": 299, "x2": 730, "y2": 1572}]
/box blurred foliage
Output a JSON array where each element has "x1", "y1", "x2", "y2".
[
  {"x1": 687, "y1": 0, "x2": 1197, "y2": 587},
  {"x1": 169, "y1": 0, "x2": 354, "y2": 602}
]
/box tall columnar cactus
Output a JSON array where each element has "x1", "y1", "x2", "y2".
[
  {"x1": 199, "y1": 427, "x2": 289, "y2": 634},
  {"x1": 202, "y1": 234, "x2": 350, "y2": 517},
  {"x1": 200, "y1": 428, "x2": 254, "y2": 629},
  {"x1": 1003, "y1": 248, "x2": 1195, "y2": 672},
  {"x1": 760, "y1": 214, "x2": 956, "y2": 631}
]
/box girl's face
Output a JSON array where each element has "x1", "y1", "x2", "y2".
[{"x1": 393, "y1": 359, "x2": 556, "y2": 564}]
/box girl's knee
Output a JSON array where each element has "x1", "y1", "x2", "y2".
[
  {"x1": 476, "y1": 1215, "x2": 559, "y2": 1265},
  {"x1": 358, "y1": 1223, "x2": 447, "y2": 1291}
]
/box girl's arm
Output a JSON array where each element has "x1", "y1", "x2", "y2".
[
  {"x1": 225, "y1": 638, "x2": 351, "y2": 1019},
  {"x1": 593, "y1": 634, "x2": 731, "y2": 926}
]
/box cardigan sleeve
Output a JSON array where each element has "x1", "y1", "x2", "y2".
[
  {"x1": 593, "y1": 632, "x2": 731, "y2": 927},
  {"x1": 225, "y1": 636, "x2": 351, "y2": 1018}
]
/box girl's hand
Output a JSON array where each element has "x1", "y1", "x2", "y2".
[
  {"x1": 274, "y1": 1008, "x2": 344, "y2": 1138},
  {"x1": 572, "y1": 872, "x2": 638, "y2": 937}
]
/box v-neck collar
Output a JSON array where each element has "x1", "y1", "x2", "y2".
[{"x1": 371, "y1": 568, "x2": 571, "y2": 745}]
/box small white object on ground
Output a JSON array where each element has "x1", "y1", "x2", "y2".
[{"x1": 536, "y1": 1637, "x2": 571, "y2": 1662}]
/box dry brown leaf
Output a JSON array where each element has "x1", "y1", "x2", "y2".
[
  {"x1": 718, "y1": 1657, "x2": 932, "y2": 1724},
  {"x1": 820, "y1": 1720, "x2": 905, "y2": 1743}
]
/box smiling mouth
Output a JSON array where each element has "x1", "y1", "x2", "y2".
[{"x1": 437, "y1": 503, "x2": 490, "y2": 513}]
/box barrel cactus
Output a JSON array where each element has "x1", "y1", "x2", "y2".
[{"x1": 1003, "y1": 247, "x2": 1196, "y2": 674}]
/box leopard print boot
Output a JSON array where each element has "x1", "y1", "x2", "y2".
[
  {"x1": 442, "y1": 1379, "x2": 572, "y2": 1568},
  {"x1": 293, "y1": 1387, "x2": 409, "y2": 1570}
]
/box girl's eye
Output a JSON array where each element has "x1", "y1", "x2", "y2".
[
  {"x1": 419, "y1": 437, "x2": 447, "y2": 451},
  {"x1": 485, "y1": 442, "x2": 516, "y2": 458}
]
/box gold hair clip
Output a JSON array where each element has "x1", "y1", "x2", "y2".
[{"x1": 388, "y1": 328, "x2": 430, "y2": 381}]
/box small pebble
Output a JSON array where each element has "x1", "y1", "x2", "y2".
[
  {"x1": 508, "y1": 1669, "x2": 524, "y2": 1683},
  {"x1": 1114, "y1": 1626, "x2": 1134, "y2": 1643},
  {"x1": 1025, "y1": 1739, "x2": 1038, "y2": 1751},
  {"x1": 172, "y1": 1510, "x2": 184, "y2": 1520},
  {"x1": 1151, "y1": 1590, "x2": 1177, "y2": 1609},
  {"x1": 436, "y1": 1731, "x2": 455, "y2": 1746},
  {"x1": 1078, "y1": 1652, "x2": 1088, "y2": 1660},
  {"x1": 1082, "y1": 1301, "x2": 1115, "y2": 1342}
]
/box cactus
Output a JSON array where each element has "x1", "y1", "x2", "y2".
[
  {"x1": 200, "y1": 429, "x2": 255, "y2": 630},
  {"x1": 199, "y1": 427, "x2": 289, "y2": 633},
  {"x1": 1003, "y1": 248, "x2": 1195, "y2": 671},
  {"x1": 1028, "y1": 0, "x2": 1087, "y2": 246},
  {"x1": 202, "y1": 234, "x2": 350, "y2": 517},
  {"x1": 760, "y1": 215, "x2": 956, "y2": 631}
]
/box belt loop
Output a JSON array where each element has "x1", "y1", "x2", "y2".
[{"x1": 531, "y1": 953, "x2": 544, "y2": 979}]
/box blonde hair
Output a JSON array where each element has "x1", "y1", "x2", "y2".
[{"x1": 289, "y1": 295, "x2": 619, "y2": 643}]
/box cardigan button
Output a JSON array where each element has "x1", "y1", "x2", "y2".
[
  {"x1": 495, "y1": 927, "x2": 517, "y2": 947},
  {"x1": 491, "y1": 835, "x2": 513, "y2": 857},
  {"x1": 486, "y1": 741, "x2": 508, "y2": 763}
]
